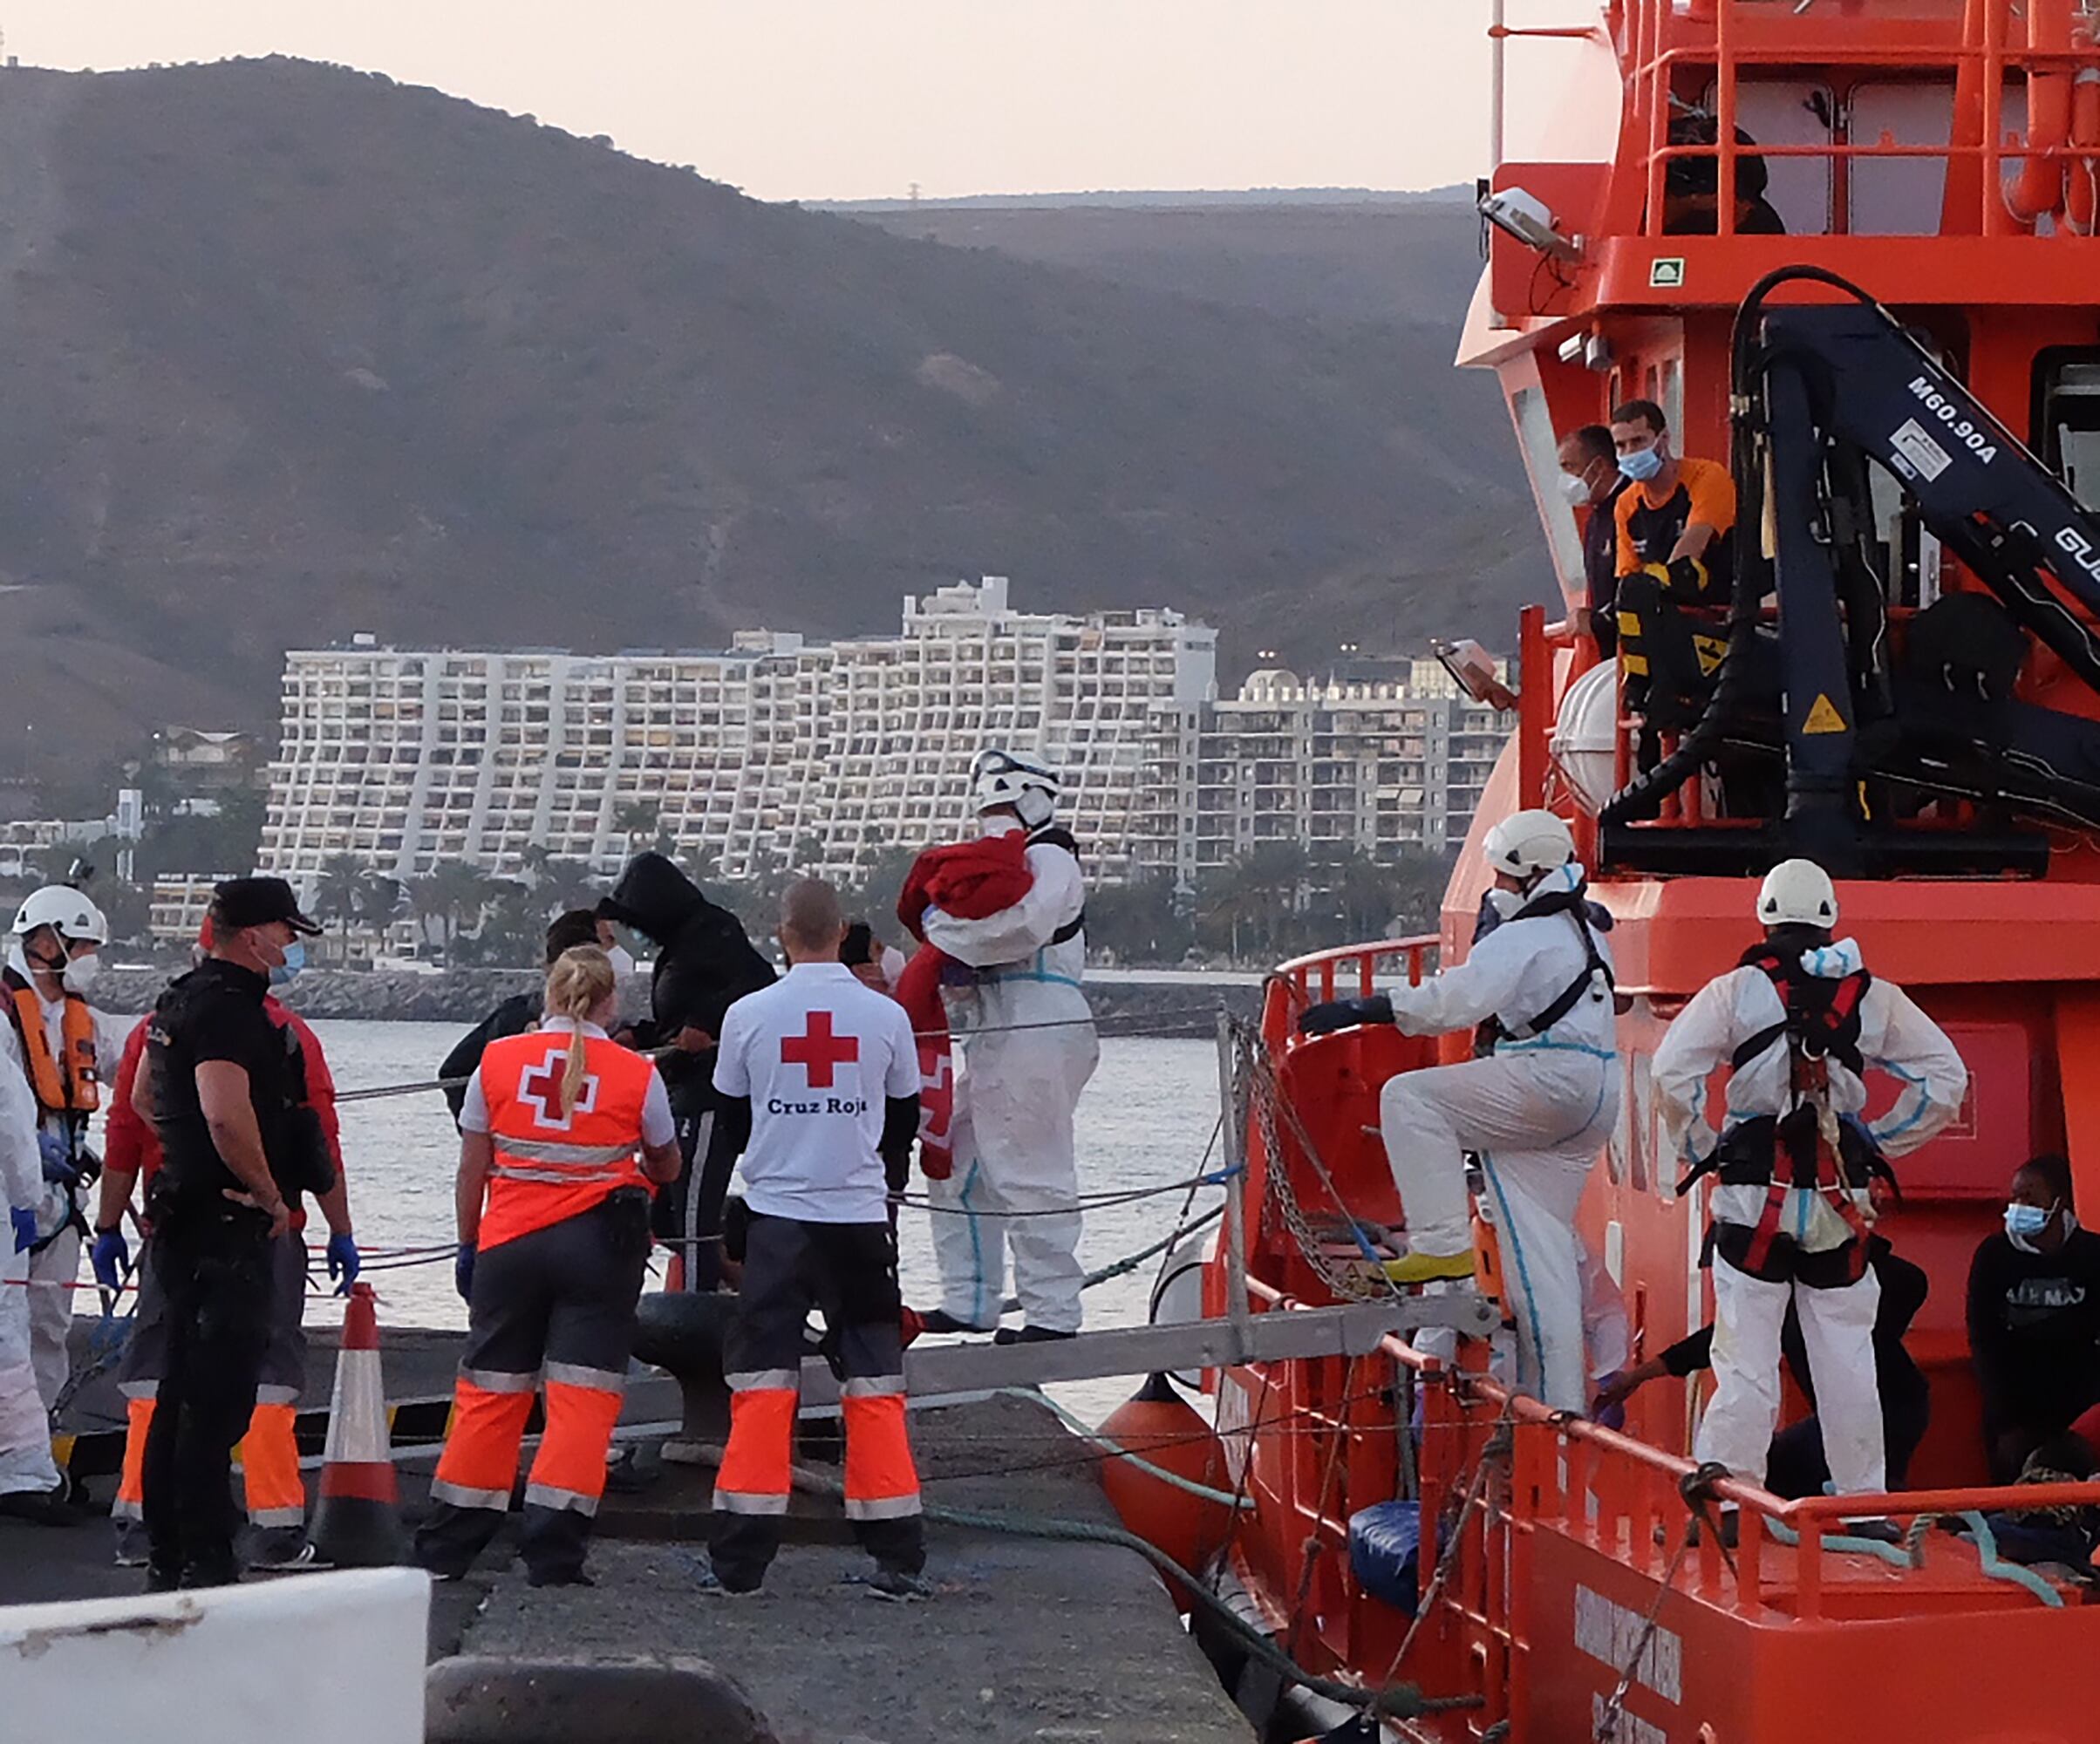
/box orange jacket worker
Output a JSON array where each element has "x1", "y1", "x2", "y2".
[{"x1": 414, "y1": 945, "x2": 680, "y2": 1588}]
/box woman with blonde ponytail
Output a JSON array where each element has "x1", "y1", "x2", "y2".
[
  {"x1": 544, "y1": 945, "x2": 617, "y2": 1121},
  {"x1": 416, "y1": 942, "x2": 683, "y2": 1588}
]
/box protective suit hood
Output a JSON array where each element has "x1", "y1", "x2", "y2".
[{"x1": 1797, "y1": 936, "x2": 1864, "y2": 980}]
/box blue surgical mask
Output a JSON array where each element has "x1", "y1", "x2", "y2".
[
  {"x1": 1618, "y1": 444, "x2": 1665, "y2": 483},
  {"x1": 2006, "y1": 1202, "x2": 2054, "y2": 1240},
  {"x1": 269, "y1": 939, "x2": 306, "y2": 987}
]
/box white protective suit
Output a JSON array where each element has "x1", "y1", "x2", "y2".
[
  {"x1": 0, "y1": 950, "x2": 139, "y2": 1407},
  {"x1": 0, "y1": 1047, "x2": 59, "y2": 1495},
  {"x1": 1379, "y1": 864, "x2": 1620, "y2": 1411},
  {"x1": 1652, "y1": 936, "x2": 1966, "y2": 1494},
  {"x1": 922, "y1": 818, "x2": 1099, "y2": 1334}
]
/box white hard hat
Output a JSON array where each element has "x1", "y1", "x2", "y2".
[
  {"x1": 972, "y1": 747, "x2": 1060, "y2": 824},
  {"x1": 1756, "y1": 858, "x2": 1838, "y2": 928},
  {"x1": 1482, "y1": 808, "x2": 1576, "y2": 880},
  {"x1": 10, "y1": 885, "x2": 107, "y2": 946}
]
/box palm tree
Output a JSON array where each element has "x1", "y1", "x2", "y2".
[
  {"x1": 529, "y1": 856, "x2": 601, "y2": 916},
  {"x1": 407, "y1": 859, "x2": 499, "y2": 951},
  {"x1": 613, "y1": 800, "x2": 660, "y2": 851},
  {"x1": 312, "y1": 854, "x2": 380, "y2": 963},
  {"x1": 359, "y1": 875, "x2": 406, "y2": 950}
]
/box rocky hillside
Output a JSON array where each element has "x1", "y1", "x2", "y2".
[{"x1": 0, "y1": 58, "x2": 1542, "y2": 787}]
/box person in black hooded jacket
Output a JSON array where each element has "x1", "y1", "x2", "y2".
[{"x1": 598, "y1": 853, "x2": 775, "y2": 1289}]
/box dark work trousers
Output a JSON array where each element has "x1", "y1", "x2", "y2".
[
  {"x1": 654, "y1": 1091, "x2": 746, "y2": 1291},
  {"x1": 415, "y1": 1190, "x2": 651, "y2": 1584},
  {"x1": 710, "y1": 1214, "x2": 924, "y2": 1591},
  {"x1": 1765, "y1": 1384, "x2": 1933, "y2": 1502},
  {"x1": 140, "y1": 1202, "x2": 275, "y2": 1588}
]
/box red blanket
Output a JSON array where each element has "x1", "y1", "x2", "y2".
[{"x1": 895, "y1": 832, "x2": 1033, "y2": 1178}]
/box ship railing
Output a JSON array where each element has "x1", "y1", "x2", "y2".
[
  {"x1": 1261, "y1": 936, "x2": 1442, "y2": 1050},
  {"x1": 1231, "y1": 1274, "x2": 2100, "y2": 1730},
  {"x1": 1490, "y1": 0, "x2": 2100, "y2": 243},
  {"x1": 1624, "y1": 0, "x2": 2100, "y2": 242},
  {"x1": 1375, "y1": 1299, "x2": 2100, "y2": 1623}
]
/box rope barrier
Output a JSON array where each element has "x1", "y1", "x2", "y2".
[
  {"x1": 898, "y1": 1167, "x2": 1237, "y2": 1216},
  {"x1": 327, "y1": 1006, "x2": 1235, "y2": 1106}
]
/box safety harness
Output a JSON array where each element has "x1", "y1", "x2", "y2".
[
  {"x1": 1029, "y1": 823, "x2": 1088, "y2": 946},
  {"x1": 3, "y1": 965, "x2": 102, "y2": 1256},
  {"x1": 1478, "y1": 881, "x2": 1615, "y2": 1051},
  {"x1": 1678, "y1": 942, "x2": 1882, "y2": 1285}
]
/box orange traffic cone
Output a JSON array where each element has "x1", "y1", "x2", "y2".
[{"x1": 309, "y1": 1281, "x2": 406, "y2": 1567}]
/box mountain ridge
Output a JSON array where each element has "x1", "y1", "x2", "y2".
[{"x1": 0, "y1": 58, "x2": 1541, "y2": 790}]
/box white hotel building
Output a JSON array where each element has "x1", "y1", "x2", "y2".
[
  {"x1": 259, "y1": 579, "x2": 1510, "y2": 892},
  {"x1": 261, "y1": 578, "x2": 1217, "y2": 887}
]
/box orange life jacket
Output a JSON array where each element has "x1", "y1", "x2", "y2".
[
  {"x1": 3, "y1": 968, "x2": 99, "y2": 1123},
  {"x1": 477, "y1": 1026, "x2": 655, "y2": 1250}
]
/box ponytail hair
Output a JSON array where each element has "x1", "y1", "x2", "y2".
[{"x1": 544, "y1": 945, "x2": 617, "y2": 1118}]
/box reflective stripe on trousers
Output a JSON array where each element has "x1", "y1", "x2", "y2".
[
  {"x1": 431, "y1": 1362, "x2": 629, "y2": 1517},
  {"x1": 430, "y1": 1372, "x2": 537, "y2": 1513},
  {"x1": 237, "y1": 1400, "x2": 306, "y2": 1527},
  {"x1": 529, "y1": 1365, "x2": 625, "y2": 1515},
  {"x1": 842, "y1": 1377, "x2": 921, "y2": 1521},
  {"x1": 712, "y1": 1371, "x2": 798, "y2": 1516},
  {"x1": 112, "y1": 1389, "x2": 307, "y2": 1527}
]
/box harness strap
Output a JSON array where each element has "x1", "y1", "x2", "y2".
[
  {"x1": 1728, "y1": 1020, "x2": 1789, "y2": 1073},
  {"x1": 1739, "y1": 1182, "x2": 1790, "y2": 1277},
  {"x1": 1505, "y1": 889, "x2": 1615, "y2": 1041},
  {"x1": 1026, "y1": 825, "x2": 1086, "y2": 946}
]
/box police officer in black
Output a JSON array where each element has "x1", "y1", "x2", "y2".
[{"x1": 139, "y1": 876, "x2": 326, "y2": 1590}]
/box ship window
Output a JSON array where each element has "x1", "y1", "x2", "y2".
[
  {"x1": 2034, "y1": 351, "x2": 2100, "y2": 514},
  {"x1": 1508, "y1": 384, "x2": 1587, "y2": 597},
  {"x1": 1849, "y1": 80, "x2": 2028, "y2": 237},
  {"x1": 1658, "y1": 358, "x2": 1683, "y2": 443},
  {"x1": 1700, "y1": 79, "x2": 1834, "y2": 235}
]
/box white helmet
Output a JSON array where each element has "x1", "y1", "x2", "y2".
[
  {"x1": 1482, "y1": 808, "x2": 1575, "y2": 881},
  {"x1": 973, "y1": 747, "x2": 1060, "y2": 829},
  {"x1": 1757, "y1": 858, "x2": 1838, "y2": 928},
  {"x1": 10, "y1": 885, "x2": 107, "y2": 947}
]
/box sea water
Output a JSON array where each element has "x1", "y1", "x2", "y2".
[{"x1": 310, "y1": 1023, "x2": 1226, "y2": 1420}]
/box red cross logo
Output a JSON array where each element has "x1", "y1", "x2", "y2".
[
  {"x1": 519, "y1": 1052, "x2": 598, "y2": 1129},
  {"x1": 781, "y1": 1011, "x2": 859, "y2": 1089}
]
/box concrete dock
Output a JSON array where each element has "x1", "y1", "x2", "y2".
[{"x1": 6, "y1": 1330, "x2": 1253, "y2": 1744}]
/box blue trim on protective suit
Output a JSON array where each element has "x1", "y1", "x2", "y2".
[
  {"x1": 1480, "y1": 1154, "x2": 1550, "y2": 1399},
  {"x1": 957, "y1": 1158, "x2": 992, "y2": 1326},
  {"x1": 1867, "y1": 1059, "x2": 1931, "y2": 1143},
  {"x1": 1497, "y1": 1036, "x2": 1618, "y2": 1061}
]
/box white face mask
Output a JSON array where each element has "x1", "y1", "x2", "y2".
[
  {"x1": 1558, "y1": 471, "x2": 1593, "y2": 507},
  {"x1": 60, "y1": 953, "x2": 99, "y2": 995}
]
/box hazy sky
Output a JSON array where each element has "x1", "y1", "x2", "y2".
[{"x1": 2, "y1": 2, "x2": 1562, "y2": 202}]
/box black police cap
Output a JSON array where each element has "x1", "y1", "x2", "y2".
[{"x1": 210, "y1": 875, "x2": 323, "y2": 937}]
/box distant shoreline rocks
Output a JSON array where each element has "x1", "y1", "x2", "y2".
[{"x1": 93, "y1": 966, "x2": 1258, "y2": 1028}]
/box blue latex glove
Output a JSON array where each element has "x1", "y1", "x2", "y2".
[
  {"x1": 92, "y1": 1228, "x2": 129, "y2": 1292},
  {"x1": 38, "y1": 1131, "x2": 80, "y2": 1187},
  {"x1": 10, "y1": 1207, "x2": 36, "y2": 1255},
  {"x1": 454, "y1": 1242, "x2": 476, "y2": 1304},
  {"x1": 326, "y1": 1232, "x2": 361, "y2": 1296}
]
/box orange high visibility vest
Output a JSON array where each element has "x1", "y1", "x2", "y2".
[
  {"x1": 477, "y1": 1028, "x2": 655, "y2": 1250},
  {"x1": 3, "y1": 970, "x2": 99, "y2": 1120}
]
